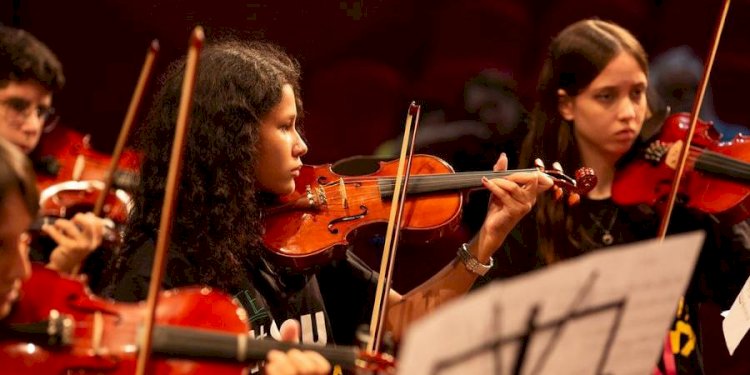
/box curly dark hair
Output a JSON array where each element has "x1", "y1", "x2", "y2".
[
  {"x1": 117, "y1": 40, "x2": 302, "y2": 293},
  {"x1": 0, "y1": 26, "x2": 64, "y2": 92},
  {"x1": 519, "y1": 19, "x2": 648, "y2": 263}
]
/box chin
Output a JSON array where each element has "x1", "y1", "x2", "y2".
[
  {"x1": 275, "y1": 182, "x2": 296, "y2": 196},
  {"x1": 0, "y1": 303, "x2": 10, "y2": 320}
]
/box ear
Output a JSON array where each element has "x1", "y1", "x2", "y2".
[{"x1": 557, "y1": 89, "x2": 574, "y2": 121}]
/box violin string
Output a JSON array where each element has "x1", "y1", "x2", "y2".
[
  {"x1": 316, "y1": 168, "x2": 578, "y2": 204},
  {"x1": 688, "y1": 145, "x2": 750, "y2": 173},
  {"x1": 336, "y1": 169, "x2": 541, "y2": 184},
  {"x1": 696, "y1": 151, "x2": 750, "y2": 176}
]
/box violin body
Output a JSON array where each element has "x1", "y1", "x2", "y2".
[
  {"x1": 33, "y1": 125, "x2": 140, "y2": 192},
  {"x1": 613, "y1": 113, "x2": 750, "y2": 223},
  {"x1": 263, "y1": 154, "x2": 463, "y2": 270},
  {"x1": 28, "y1": 125, "x2": 139, "y2": 248},
  {"x1": 38, "y1": 180, "x2": 132, "y2": 224},
  {"x1": 1, "y1": 264, "x2": 248, "y2": 374}
]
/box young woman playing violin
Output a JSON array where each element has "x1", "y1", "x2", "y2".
[
  {"x1": 99, "y1": 39, "x2": 552, "y2": 372},
  {"x1": 475, "y1": 19, "x2": 750, "y2": 374},
  {"x1": 0, "y1": 26, "x2": 106, "y2": 277},
  {"x1": 0, "y1": 136, "x2": 324, "y2": 375}
]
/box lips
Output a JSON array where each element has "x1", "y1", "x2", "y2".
[{"x1": 614, "y1": 129, "x2": 636, "y2": 140}]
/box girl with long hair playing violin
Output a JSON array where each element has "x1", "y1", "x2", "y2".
[
  {"x1": 99, "y1": 39, "x2": 552, "y2": 373},
  {"x1": 476, "y1": 19, "x2": 750, "y2": 374},
  {"x1": 0, "y1": 125, "x2": 322, "y2": 375}
]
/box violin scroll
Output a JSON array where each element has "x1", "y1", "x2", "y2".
[{"x1": 542, "y1": 166, "x2": 597, "y2": 206}]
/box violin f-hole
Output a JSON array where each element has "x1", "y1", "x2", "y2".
[{"x1": 327, "y1": 205, "x2": 368, "y2": 234}]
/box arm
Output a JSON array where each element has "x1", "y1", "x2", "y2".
[{"x1": 384, "y1": 154, "x2": 553, "y2": 339}]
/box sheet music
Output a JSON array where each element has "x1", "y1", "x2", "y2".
[
  {"x1": 722, "y1": 274, "x2": 750, "y2": 355},
  {"x1": 398, "y1": 231, "x2": 705, "y2": 375}
]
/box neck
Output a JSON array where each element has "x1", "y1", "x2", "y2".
[{"x1": 579, "y1": 148, "x2": 617, "y2": 200}]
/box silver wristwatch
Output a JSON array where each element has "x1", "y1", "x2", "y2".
[{"x1": 457, "y1": 243, "x2": 494, "y2": 276}]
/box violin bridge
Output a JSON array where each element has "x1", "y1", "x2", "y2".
[
  {"x1": 339, "y1": 178, "x2": 348, "y2": 209},
  {"x1": 664, "y1": 140, "x2": 683, "y2": 170}
]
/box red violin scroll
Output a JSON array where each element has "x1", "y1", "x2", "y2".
[
  {"x1": 0, "y1": 264, "x2": 395, "y2": 374},
  {"x1": 263, "y1": 154, "x2": 596, "y2": 271},
  {"x1": 612, "y1": 112, "x2": 750, "y2": 224}
]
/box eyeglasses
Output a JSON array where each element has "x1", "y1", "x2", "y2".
[{"x1": 0, "y1": 97, "x2": 59, "y2": 130}]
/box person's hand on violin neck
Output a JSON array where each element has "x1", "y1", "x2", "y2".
[
  {"x1": 384, "y1": 153, "x2": 553, "y2": 340},
  {"x1": 43, "y1": 212, "x2": 105, "y2": 274},
  {"x1": 265, "y1": 319, "x2": 332, "y2": 375},
  {"x1": 474, "y1": 153, "x2": 553, "y2": 262}
]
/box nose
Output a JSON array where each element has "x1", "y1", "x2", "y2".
[
  {"x1": 619, "y1": 97, "x2": 637, "y2": 121},
  {"x1": 4, "y1": 234, "x2": 32, "y2": 283},
  {"x1": 21, "y1": 111, "x2": 45, "y2": 135},
  {"x1": 293, "y1": 130, "x2": 308, "y2": 157}
]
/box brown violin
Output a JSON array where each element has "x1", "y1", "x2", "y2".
[
  {"x1": 613, "y1": 112, "x2": 750, "y2": 224},
  {"x1": 0, "y1": 264, "x2": 395, "y2": 374},
  {"x1": 263, "y1": 154, "x2": 596, "y2": 270}
]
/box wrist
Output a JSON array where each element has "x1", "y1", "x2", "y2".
[{"x1": 457, "y1": 243, "x2": 494, "y2": 276}]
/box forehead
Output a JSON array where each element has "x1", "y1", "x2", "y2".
[
  {"x1": 588, "y1": 52, "x2": 647, "y2": 90},
  {"x1": 0, "y1": 81, "x2": 52, "y2": 102},
  {"x1": 262, "y1": 84, "x2": 297, "y2": 121}
]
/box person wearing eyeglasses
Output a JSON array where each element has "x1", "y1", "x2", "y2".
[{"x1": 0, "y1": 25, "x2": 105, "y2": 276}]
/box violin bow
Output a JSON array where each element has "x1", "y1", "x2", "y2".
[
  {"x1": 135, "y1": 27, "x2": 204, "y2": 375},
  {"x1": 367, "y1": 102, "x2": 421, "y2": 354},
  {"x1": 657, "y1": 0, "x2": 732, "y2": 240},
  {"x1": 93, "y1": 40, "x2": 159, "y2": 216}
]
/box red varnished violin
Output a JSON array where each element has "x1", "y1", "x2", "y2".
[
  {"x1": 263, "y1": 154, "x2": 596, "y2": 270},
  {"x1": 0, "y1": 264, "x2": 395, "y2": 374},
  {"x1": 33, "y1": 125, "x2": 141, "y2": 192},
  {"x1": 27, "y1": 126, "x2": 137, "y2": 253},
  {"x1": 613, "y1": 112, "x2": 750, "y2": 224}
]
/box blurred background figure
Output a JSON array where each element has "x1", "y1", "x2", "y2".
[{"x1": 649, "y1": 45, "x2": 747, "y2": 140}]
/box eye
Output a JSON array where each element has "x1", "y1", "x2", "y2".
[
  {"x1": 4, "y1": 98, "x2": 31, "y2": 113},
  {"x1": 37, "y1": 106, "x2": 55, "y2": 120},
  {"x1": 630, "y1": 87, "x2": 645, "y2": 101},
  {"x1": 594, "y1": 92, "x2": 614, "y2": 102}
]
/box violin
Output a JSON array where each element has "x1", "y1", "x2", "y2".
[
  {"x1": 612, "y1": 112, "x2": 750, "y2": 224},
  {"x1": 0, "y1": 264, "x2": 395, "y2": 374},
  {"x1": 26, "y1": 179, "x2": 131, "y2": 249},
  {"x1": 263, "y1": 154, "x2": 596, "y2": 270},
  {"x1": 27, "y1": 125, "x2": 140, "y2": 248},
  {"x1": 33, "y1": 125, "x2": 140, "y2": 192}
]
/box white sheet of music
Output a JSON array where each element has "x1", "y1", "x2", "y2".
[
  {"x1": 398, "y1": 231, "x2": 705, "y2": 375},
  {"x1": 722, "y1": 274, "x2": 750, "y2": 355}
]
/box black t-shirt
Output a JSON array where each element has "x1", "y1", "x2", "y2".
[
  {"x1": 475, "y1": 197, "x2": 750, "y2": 374},
  {"x1": 101, "y1": 236, "x2": 378, "y2": 350}
]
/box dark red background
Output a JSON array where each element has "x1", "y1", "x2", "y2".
[{"x1": 3, "y1": 0, "x2": 750, "y2": 164}]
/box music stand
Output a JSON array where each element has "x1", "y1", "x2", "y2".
[{"x1": 398, "y1": 231, "x2": 705, "y2": 375}]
